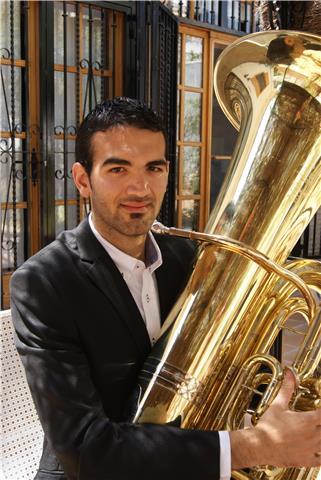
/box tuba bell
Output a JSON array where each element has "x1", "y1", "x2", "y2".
[{"x1": 134, "y1": 30, "x2": 321, "y2": 480}]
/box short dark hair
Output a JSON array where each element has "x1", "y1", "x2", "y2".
[{"x1": 75, "y1": 97, "x2": 167, "y2": 175}]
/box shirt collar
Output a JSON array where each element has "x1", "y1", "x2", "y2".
[{"x1": 88, "y1": 213, "x2": 162, "y2": 274}]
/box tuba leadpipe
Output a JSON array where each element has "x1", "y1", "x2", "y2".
[{"x1": 134, "y1": 31, "x2": 321, "y2": 480}]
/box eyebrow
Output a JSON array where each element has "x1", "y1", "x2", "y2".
[{"x1": 102, "y1": 158, "x2": 167, "y2": 167}]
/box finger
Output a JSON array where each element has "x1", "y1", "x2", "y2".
[{"x1": 272, "y1": 368, "x2": 297, "y2": 409}]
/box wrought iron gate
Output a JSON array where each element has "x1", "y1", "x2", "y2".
[{"x1": 0, "y1": 0, "x2": 130, "y2": 308}]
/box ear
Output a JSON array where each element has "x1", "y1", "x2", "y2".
[{"x1": 72, "y1": 162, "x2": 91, "y2": 198}]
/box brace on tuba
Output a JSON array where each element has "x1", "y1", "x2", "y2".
[{"x1": 134, "y1": 31, "x2": 321, "y2": 480}]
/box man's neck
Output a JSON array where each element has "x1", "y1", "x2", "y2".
[{"x1": 91, "y1": 216, "x2": 147, "y2": 261}]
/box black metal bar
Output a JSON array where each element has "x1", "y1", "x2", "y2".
[
  {"x1": 63, "y1": 2, "x2": 68, "y2": 230},
  {"x1": 244, "y1": 1, "x2": 248, "y2": 32},
  {"x1": 231, "y1": 1, "x2": 235, "y2": 29},
  {"x1": 76, "y1": 2, "x2": 81, "y2": 224},
  {"x1": 88, "y1": 5, "x2": 93, "y2": 111},
  {"x1": 202, "y1": 1, "x2": 207, "y2": 23},
  {"x1": 40, "y1": 0, "x2": 55, "y2": 245},
  {"x1": 112, "y1": 10, "x2": 116, "y2": 98},
  {"x1": 195, "y1": 0, "x2": 200, "y2": 21},
  {"x1": 122, "y1": 2, "x2": 137, "y2": 98},
  {"x1": 10, "y1": 0, "x2": 17, "y2": 269},
  {"x1": 210, "y1": 1, "x2": 215, "y2": 25},
  {"x1": 136, "y1": 1, "x2": 147, "y2": 103},
  {"x1": 220, "y1": 0, "x2": 228, "y2": 28},
  {"x1": 21, "y1": 1, "x2": 29, "y2": 261},
  {"x1": 151, "y1": 2, "x2": 159, "y2": 112},
  {"x1": 238, "y1": 0, "x2": 242, "y2": 31},
  {"x1": 146, "y1": 2, "x2": 152, "y2": 106},
  {"x1": 178, "y1": 1, "x2": 183, "y2": 17},
  {"x1": 100, "y1": 8, "x2": 105, "y2": 100},
  {"x1": 250, "y1": 1, "x2": 255, "y2": 33}
]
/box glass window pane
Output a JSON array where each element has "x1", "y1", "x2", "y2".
[
  {"x1": 82, "y1": 8, "x2": 89, "y2": 63},
  {"x1": 56, "y1": 203, "x2": 78, "y2": 236},
  {"x1": 55, "y1": 205, "x2": 64, "y2": 235},
  {"x1": 0, "y1": 138, "x2": 24, "y2": 202},
  {"x1": 54, "y1": 2, "x2": 76, "y2": 66},
  {"x1": 182, "y1": 200, "x2": 199, "y2": 231},
  {"x1": 54, "y1": 2, "x2": 64, "y2": 64},
  {"x1": 66, "y1": 4, "x2": 76, "y2": 66},
  {"x1": 182, "y1": 147, "x2": 200, "y2": 195},
  {"x1": 1, "y1": 207, "x2": 25, "y2": 269},
  {"x1": 177, "y1": 33, "x2": 182, "y2": 85},
  {"x1": 0, "y1": 66, "x2": 22, "y2": 131},
  {"x1": 184, "y1": 91, "x2": 201, "y2": 142},
  {"x1": 185, "y1": 36, "x2": 203, "y2": 88},
  {"x1": 54, "y1": 72, "x2": 77, "y2": 130},
  {"x1": 93, "y1": 8, "x2": 103, "y2": 67},
  {"x1": 0, "y1": 1, "x2": 21, "y2": 59},
  {"x1": 94, "y1": 75, "x2": 103, "y2": 104}
]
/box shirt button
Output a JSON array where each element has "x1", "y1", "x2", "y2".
[{"x1": 146, "y1": 294, "x2": 150, "y2": 303}]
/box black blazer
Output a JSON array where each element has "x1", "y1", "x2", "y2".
[{"x1": 10, "y1": 218, "x2": 220, "y2": 480}]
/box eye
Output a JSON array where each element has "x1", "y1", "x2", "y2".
[
  {"x1": 148, "y1": 165, "x2": 164, "y2": 173},
  {"x1": 109, "y1": 166, "x2": 125, "y2": 173}
]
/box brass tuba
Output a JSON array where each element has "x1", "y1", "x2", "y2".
[{"x1": 134, "y1": 31, "x2": 321, "y2": 480}]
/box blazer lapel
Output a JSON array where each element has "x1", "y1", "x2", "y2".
[{"x1": 74, "y1": 219, "x2": 151, "y2": 359}]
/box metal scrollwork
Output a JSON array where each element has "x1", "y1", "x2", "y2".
[
  {"x1": 1, "y1": 239, "x2": 15, "y2": 251},
  {"x1": 55, "y1": 168, "x2": 72, "y2": 180},
  {"x1": 79, "y1": 58, "x2": 102, "y2": 71},
  {"x1": 92, "y1": 61, "x2": 102, "y2": 71},
  {"x1": 13, "y1": 123, "x2": 25, "y2": 134},
  {"x1": 79, "y1": 58, "x2": 90, "y2": 69},
  {"x1": 55, "y1": 169, "x2": 64, "y2": 180},
  {"x1": 66, "y1": 126, "x2": 77, "y2": 136},
  {"x1": 54, "y1": 125, "x2": 77, "y2": 136},
  {"x1": 54, "y1": 125, "x2": 65, "y2": 135},
  {"x1": 14, "y1": 168, "x2": 26, "y2": 181},
  {"x1": 0, "y1": 138, "x2": 12, "y2": 154},
  {"x1": 0, "y1": 48, "x2": 11, "y2": 59}
]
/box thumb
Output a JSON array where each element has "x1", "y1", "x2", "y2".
[{"x1": 272, "y1": 368, "x2": 297, "y2": 410}]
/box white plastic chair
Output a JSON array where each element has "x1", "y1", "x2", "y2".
[{"x1": 1, "y1": 309, "x2": 43, "y2": 480}]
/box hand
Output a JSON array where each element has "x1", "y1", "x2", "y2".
[{"x1": 230, "y1": 368, "x2": 321, "y2": 469}]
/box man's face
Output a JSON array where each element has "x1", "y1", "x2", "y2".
[{"x1": 74, "y1": 125, "x2": 168, "y2": 239}]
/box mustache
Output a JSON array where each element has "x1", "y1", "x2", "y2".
[{"x1": 120, "y1": 196, "x2": 154, "y2": 203}]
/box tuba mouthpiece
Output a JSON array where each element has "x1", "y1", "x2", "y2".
[{"x1": 151, "y1": 221, "x2": 169, "y2": 235}]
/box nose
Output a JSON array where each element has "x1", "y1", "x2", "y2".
[{"x1": 126, "y1": 172, "x2": 151, "y2": 196}]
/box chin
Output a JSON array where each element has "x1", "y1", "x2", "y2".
[{"x1": 125, "y1": 216, "x2": 154, "y2": 236}]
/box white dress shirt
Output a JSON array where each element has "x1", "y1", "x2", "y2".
[{"x1": 88, "y1": 213, "x2": 231, "y2": 479}]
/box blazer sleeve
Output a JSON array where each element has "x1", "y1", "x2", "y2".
[{"x1": 10, "y1": 265, "x2": 220, "y2": 480}]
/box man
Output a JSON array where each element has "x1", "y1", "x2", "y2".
[{"x1": 10, "y1": 98, "x2": 321, "y2": 480}]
